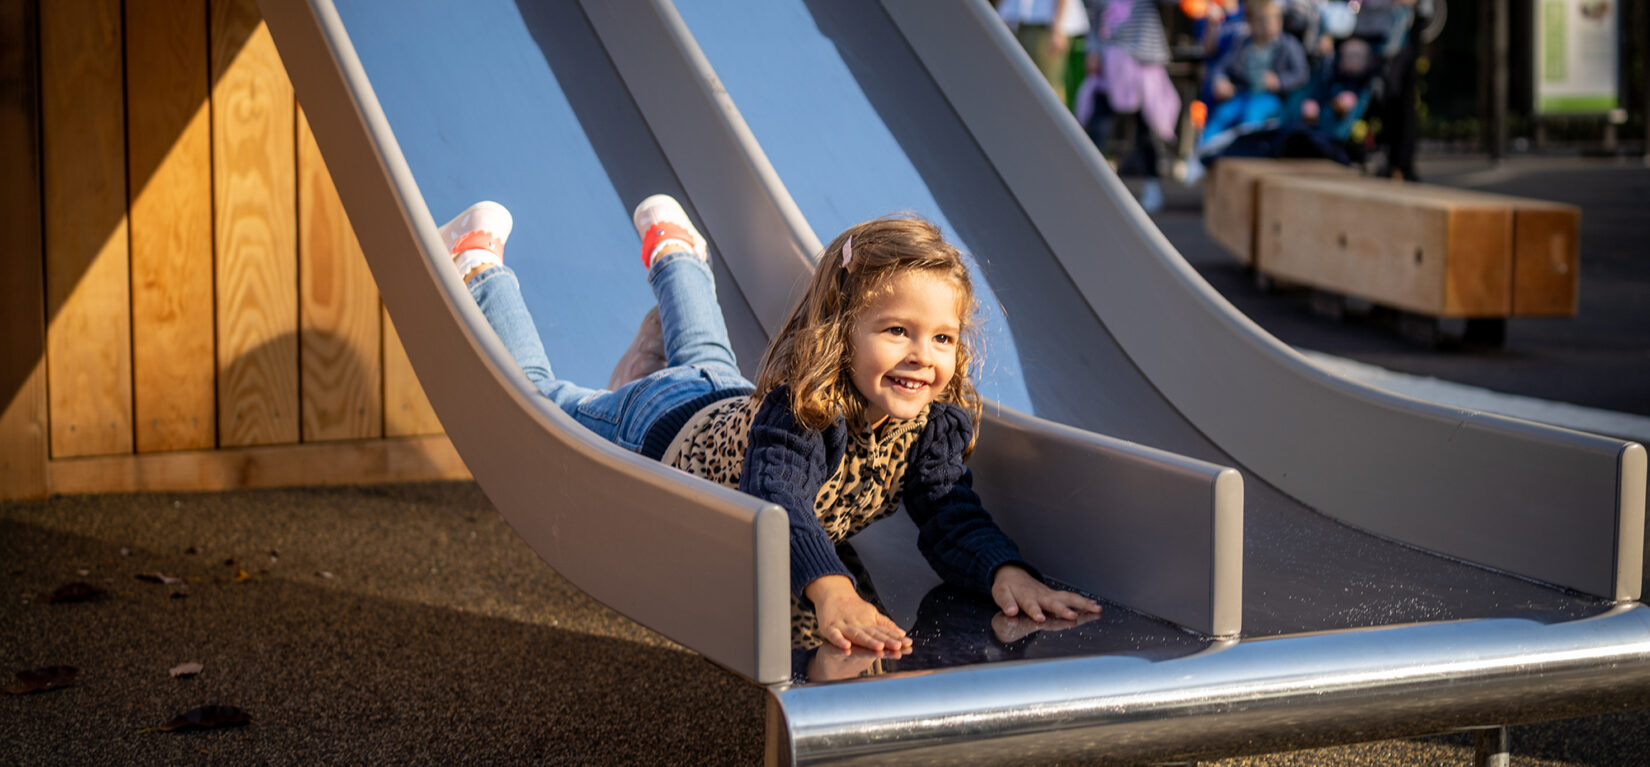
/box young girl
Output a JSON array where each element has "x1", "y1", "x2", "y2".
[{"x1": 442, "y1": 195, "x2": 1100, "y2": 654}]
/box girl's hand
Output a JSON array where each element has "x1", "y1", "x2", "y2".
[
  {"x1": 991, "y1": 608, "x2": 1104, "y2": 645},
  {"x1": 806, "y1": 575, "x2": 913, "y2": 653},
  {"x1": 990, "y1": 565, "x2": 1102, "y2": 622},
  {"x1": 807, "y1": 645, "x2": 891, "y2": 682}
]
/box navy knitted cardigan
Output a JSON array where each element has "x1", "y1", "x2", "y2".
[{"x1": 738, "y1": 386, "x2": 1038, "y2": 599}]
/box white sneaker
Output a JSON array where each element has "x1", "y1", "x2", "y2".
[
  {"x1": 1139, "y1": 179, "x2": 1164, "y2": 213},
  {"x1": 632, "y1": 194, "x2": 708, "y2": 269},
  {"x1": 438, "y1": 201, "x2": 513, "y2": 279}
]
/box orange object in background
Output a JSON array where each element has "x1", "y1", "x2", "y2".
[
  {"x1": 1180, "y1": 0, "x2": 1210, "y2": 19},
  {"x1": 1190, "y1": 99, "x2": 1207, "y2": 130}
]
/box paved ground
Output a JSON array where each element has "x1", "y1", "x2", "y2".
[{"x1": 4, "y1": 155, "x2": 1647, "y2": 765}]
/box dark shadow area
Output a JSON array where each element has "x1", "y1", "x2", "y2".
[
  {"x1": 512, "y1": 0, "x2": 767, "y2": 376},
  {"x1": 0, "y1": 484, "x2": 764, "y2": 765},
  {"x1": 792, "y1": 0, "x2": 1605, "y2": 638}
]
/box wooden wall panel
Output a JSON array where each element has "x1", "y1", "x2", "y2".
[
  {"x1": 211, "y1": 0, "x2": 298, "y2": 447},
  {"x1": 298, "y1": 105, "x2": 382, "y2": 441},
  {"x1": 49, "y1": 434, "x2": 469, "y2": 495},
  {"x1": 383, "y1": 308, "x2": 444, "y2": 436},
  {"x1": 0, "y1": 0, "x2": 49, "y2": 496},
  {"x1": 126, "y1": 0, "x2": 216, "y2": 453},
  {"x1": 40, "y1": 0, "x2": 133, "y2": 458}
]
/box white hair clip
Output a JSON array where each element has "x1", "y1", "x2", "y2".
[{"x1": 840, "y1": 236, "x2": 853, "y2": 270}]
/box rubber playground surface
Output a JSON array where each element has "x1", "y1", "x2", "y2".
[{"x1": 4, "y1": 154, "x2": 1649, "y2": 765}]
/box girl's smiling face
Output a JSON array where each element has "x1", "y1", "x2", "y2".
[{"x1": 849, "y1": 271, "x2": 962, "y2": 427}]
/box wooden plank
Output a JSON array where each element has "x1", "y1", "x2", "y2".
[
  {"x1": 40, "y1": 0, "x2": 133, "y2": 458},
  {"x1": 0, "y1": 0, "x2": 49, "y2": 498},
  {"x1": 1204, "y1": 158, "x2": 1354, "y2": 267},
  {"x1": 126, "y1": 0, "x2": 216, "y2": 453},
  {"x1": 1367, "y1": 183, "x2": 1579, "y2": 317},
  {"x1": 1256, "y1": 175, "x2": 1513, "y2": 317},
  {"x1": 1511, "y1": 205, "x2": 1580, "y2": 316},
  {"x1": 383, "y1": 307, "x2": 446, "y2": 436},
  {"x1": 48, "y1": 434, "x2": 470, "y2": 495},
  {"x1": 212, "y1": 0, "x2": 298, "y2": 447},
  {"x1": 298, "y1": 104, "x2": 381, "y2": 441}
]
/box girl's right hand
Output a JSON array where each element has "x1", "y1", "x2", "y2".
[{"x1": 806, "y1": 575, "x2": 913, "y2": 653}]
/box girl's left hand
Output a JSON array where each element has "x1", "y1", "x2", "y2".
[{"x1": 990, "y1": 565, "x2": 1102, "y2": 622}]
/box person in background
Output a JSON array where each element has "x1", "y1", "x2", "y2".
[
  {"x1": 1201, "y1": 0, "x2": 1308, "y2": 138},
  {"x1": 999, "y1": 0, "x2": 1088, "y2": 103},
  {"x1": 1076, "y1": 0, "x2": 1181, "y2": 212}
]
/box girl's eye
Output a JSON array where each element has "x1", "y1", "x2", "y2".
[
  {"x1": 934, "y1": 334, "x2": 953, "y2": 345},
  {"x1": 885, "y1": 327, "x2": 907, "y2": 337}
]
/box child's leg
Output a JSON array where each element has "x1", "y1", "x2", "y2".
[
  {"x1": 646, "y1": 252, "x2": 741, "y2": 378},
  {"x1": 466, "y1": 265, "x2": 608, "y2": 412},
  {"x1": 1241, "y1": 91, "x2": 1283, "y2": 125}
]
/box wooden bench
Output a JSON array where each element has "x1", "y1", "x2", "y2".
[
  {"x1": 1254, "y1": 175, "x2": 1580, "y2": 319},
  {"x1": 1204, "y1": 158, "x2": 1358, "y2": 267}
]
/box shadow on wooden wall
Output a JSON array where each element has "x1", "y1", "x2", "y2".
[{"x1": 2, "y1": 0, "x2": 464, "y2": 500}]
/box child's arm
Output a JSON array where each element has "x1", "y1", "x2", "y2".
[
  {"x1": 1273, "y1": 35, "x2": 1311, "y2": 93},
  {"x1": 1208, "y1": 42, "x2": 1243, "y2": 100},
  {"x1": 742, "y1": 387, "x2": 911, "y2": 654},
  {"x1": 904, "y1": 405, "x2": 1101, "y2": 621}
]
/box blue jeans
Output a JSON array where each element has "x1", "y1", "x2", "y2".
[{"x1": 467, "y1": 250, "x2": 753, "y2": 454}]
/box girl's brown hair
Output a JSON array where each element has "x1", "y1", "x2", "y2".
[{"x1": 754, "y1": 215, "x2": 983, "y2": 435}]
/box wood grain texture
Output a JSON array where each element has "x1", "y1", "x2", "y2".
[
  {"x1": 1257, "y1": 175, "x2": 1512, "y2": 317},
  {"x1": 1511, "y1": 206, "x2": 1580, "y2": 316},
  {"x1": 0, "y1": 0, "x2": 49, "y2": 497},
  {"x1": 1203, "y1": 158, "x2": 1353, "y2": 267},
  {"x1": 40, "y1": 0, "x2": 133, "y2": 458},
  {"x1": 212, "y1": 0, "x2": 298, "y2": 447},
  {"x1": 298, "y1": 105, "x2": 381, "y2": 441},
  {"x1": 48, "y1": 434, "x2": 469, "y2": 495},
  {"x1": 383, "y1": 307, "x2": 445, "y2": 436},
  {"x1": 126, "y1": 0, "x2": 216, "y2": 453}
]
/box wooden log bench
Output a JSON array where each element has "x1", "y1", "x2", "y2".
[
  {"x1": 1202, "y1": 159, "x2": 1580, "y2": 346},
  {"x1": 1203, "y1": 158, "x2": 1359, "y2": 267}
]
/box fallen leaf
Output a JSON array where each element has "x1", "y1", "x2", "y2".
[
  {"x1": 157, "y1": 705, "x2": 252, "y2": 732},
  {"x1": 231, "y1": 567, "x2": 254, "y2": 583},
  {"x1": 119, "y1": 547, "x2": 130, "y2": 557},
  {"x1": 76, "y1": 569, "x2": 90, "y2": 577},
  {"x1": 3, "y1": 666, "x2": 77, "y2": 694},
  {"x1": 169, "y1": 662, "x2": 204, "y2": 678},
  {"x1": 135, "y1": 573, "x2": 183, "y2": 585},
  {"x1": 40, "y1": 582, "x2": 107, "y2": 604},
  {"x1": 316, "y1": 571, "x2": 334, "y2": 580}
]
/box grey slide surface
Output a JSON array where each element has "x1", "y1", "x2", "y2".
[
  {"x1": 260, "y1": 0, "x2": 1238, "y2": 688},
  {"x1": 261, "y1": 0, "x2": 1650, "y2": 761},
  {"x1": 675, "y1": 0, "x2": 1644, "y2": 633}
]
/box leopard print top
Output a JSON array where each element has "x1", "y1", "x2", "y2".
[{"x1": 667, "y1": 394, "x2": 928, "y2": 649}]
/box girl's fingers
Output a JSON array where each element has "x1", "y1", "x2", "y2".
[{"x1": 823, "y1": 627, "x2": 851, "y2": 652}]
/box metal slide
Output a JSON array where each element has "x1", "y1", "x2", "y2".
[{"x1": 258, "y1": 0, "x2": 1648, "y2": 764}]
